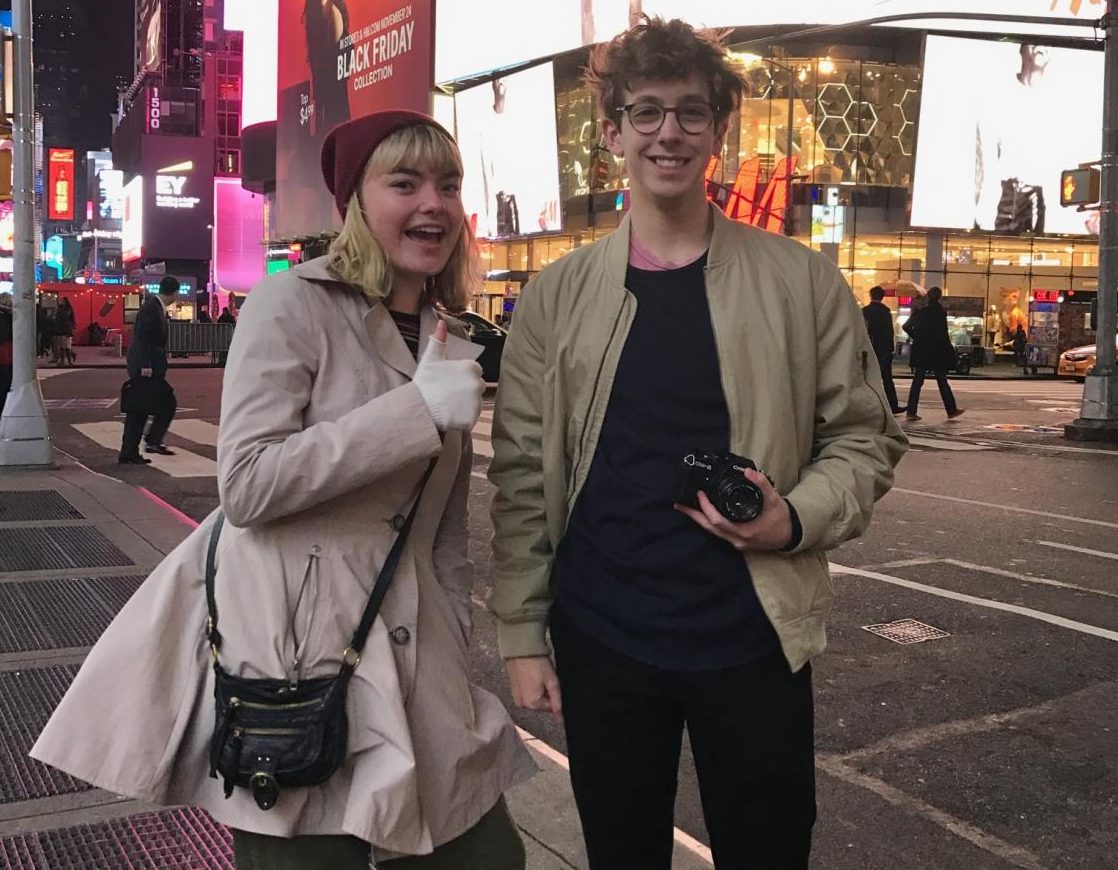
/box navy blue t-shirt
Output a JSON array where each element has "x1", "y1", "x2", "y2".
[{"x1": 555, "y1": 253, "x2": 780, "y2": 671}]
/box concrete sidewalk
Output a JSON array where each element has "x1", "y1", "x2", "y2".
[{"x1": 0, "y1": 454, "x2": 712, "y2": 869}]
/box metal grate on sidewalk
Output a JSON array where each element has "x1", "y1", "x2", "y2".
[
  {"x1": 0, "y1": 666, "x2": 91, "y2": 804},
  {"x1": 0, "y1": 527, "x2": 134, "y2": 573},
  {"x1": 0, "y1": 807, "x2": 234, "y2": 869},
  {"x1": 0, "y1": 491, "x2": 84, "y2": 523},
  {"x1": 862, "y1": 618, "x2": 951, "y2": 645},
  {"x1": 0, "y1": 576, "x2": 146, "y2": 653}
]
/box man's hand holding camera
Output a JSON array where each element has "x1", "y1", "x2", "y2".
[{"x1": 673, "y1": 452, "x2": 794, "y2": 552}]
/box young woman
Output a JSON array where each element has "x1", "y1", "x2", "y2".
[{"x1": 32, "y1": 110, "x2": 535, "y2": 869}]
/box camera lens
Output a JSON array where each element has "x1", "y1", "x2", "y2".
[{"x1": 714, "y1": 477, "x2": 764, "y2": 522}]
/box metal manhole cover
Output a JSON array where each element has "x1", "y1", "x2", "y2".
[
  {"x1": 0, "y1": 527, "x2": 134, "y2": 572},
  {"x1": 0, "y1": 491, "x2": 84, "y2": 522},
  {"x1": 862, "y1": 618, "x2": 951, "y2": 645},
  {"x1": 0, "y1": 666, "x2": 90, "y2": 803},
  {"x1": 0, "y1": 807, "x2": 234, "y2": 869}
]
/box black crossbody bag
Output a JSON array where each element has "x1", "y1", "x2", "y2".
[{"x1": 205, "y1": 468, "x2": 432, "y2": 811}]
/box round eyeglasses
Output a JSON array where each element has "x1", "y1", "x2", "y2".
[{"x1": 616, "y1": 102, "x2": 716, "y2": 135}]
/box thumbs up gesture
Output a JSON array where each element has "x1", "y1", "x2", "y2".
[{"x1": 412, "y1": 320, "x2": 485, "y2": 432}]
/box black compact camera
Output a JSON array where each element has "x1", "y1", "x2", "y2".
[{"x1": 673, "y1": 451, "x2": 766, "y2": 523}]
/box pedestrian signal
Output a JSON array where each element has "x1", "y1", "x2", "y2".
[{"x1": 1060, "y1": 167, "x2": 1100, "y2": 207}]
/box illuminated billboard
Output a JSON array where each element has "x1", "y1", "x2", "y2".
[
  {"x1": 47, "y1": 148, "x2": 76, "y2": 221},
  {"x1": 435, "y1": 0, "x2": 1097, "y2": 83},
  {"x1": 276, "y1": 0, "x2": 435, "y2": 238},
  {"x1": 911, "y1": 36, "x2": 1104, "y2": 236},
  {"x1": 226, "y1": 0, "x2": 278, "y2": 128},
  {"x1": 455, "y1": 64, "x2": 562, "y2": 239},
  {"x1": 137, "y1": 0, "x2": 163, "y2": 74},
  {"x1": 213, "y1": 178, "x2": 265, "y2": 293},
  {"x1": 122, "y1": 176, "x2": 144, "y2": 262},
  {"x1": 139, "y1": 136, "x2": 215, "y2": 260}
]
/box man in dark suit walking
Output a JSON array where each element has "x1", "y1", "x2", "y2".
[
  {"x1": 862, "y1": 286, "x2": 904, "y2": 415},
  {"x1": 119, "y1": 276, "x2": 180, "y2": 463}
]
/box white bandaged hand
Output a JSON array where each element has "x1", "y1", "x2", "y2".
[{"x1": 412, "y1": 320, "x2": 484, "y2": 432}]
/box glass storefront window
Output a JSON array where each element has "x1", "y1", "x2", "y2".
[{"x1": 945, "y1": 234, "x2": 989, "y2": 273}]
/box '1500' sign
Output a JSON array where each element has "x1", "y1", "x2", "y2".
[{"x1": 155, "y1": 175, "x2": 201, "y2": 209}]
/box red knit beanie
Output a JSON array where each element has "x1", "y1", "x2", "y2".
[{"x1": 320, "y1": 110, "x2": 448, "y2": 217}]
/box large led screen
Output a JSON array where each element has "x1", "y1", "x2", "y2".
[
  {"x1": 435, "y1": 0, "x2": 1095, "y2": 84},
  {"x1": 276, "y1": 0, "x2": 435, "y2": 239},
  {"x1": 455, "y1": 64, "x2": 562, "y2": 239},
  {"x1": 911, "y1": 36, "x2": 1104, "y2": 237}
]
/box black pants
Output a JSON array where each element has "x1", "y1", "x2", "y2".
[
  {"x1": 0, "y1": 365, "x2": 11, "y2": 416},
  {"x1": 550, "y1": 604, "x2": 816, "y2": 870},
  {"x1": 120, "y1": 378, "x2": 176, "y2": 458},
  {"x1": 876, "y1": 351, "x2": 900, "y2": 411},
  {"x1": 906, "y1": 368, "x2": 957, "y2": 415}
]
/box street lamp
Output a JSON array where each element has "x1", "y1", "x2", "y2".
[{"x1": 0, "y1": 0, "x2": 51, "y2": 467}]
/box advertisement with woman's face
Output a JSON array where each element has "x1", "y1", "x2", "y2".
[
  {"x1": 454, "y1": 64, "x2": 563, "y2": 239},
  {"x1": 910, "y1": 36, "x2": 1103, "y2": 237},
  {"x1": 276, "y1": 0, "x2": 435, "y2": 239}
]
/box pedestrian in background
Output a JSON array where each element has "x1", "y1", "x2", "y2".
[
  {"x1": 118, "y1": 276, "x2": 180, "y2": 463},
  {"x1": 34, "y1": 110, "x2": 534, "y2": 870},
  {"x1": 862, "y1": 285, "x2": 904, "y2": 414},
  {"x1": 489, "y1": 17, "x2": 907, "y2": 870},
  {"x1": 53, "y1": 297, "x2": 76, "y2": 366},
  {"x1": 1012, "y1": 323, "x2": 1028, "y2": 368},
  {"x1": 217, "y1": 305, "x2": 236, "y2": 324},
  {"x1": 903, "y1": 286, "x2": 964, "y2": 422},
  {"x1": 0, "y1": 292, "x2": 12, "y2": 417},
  {"x1": 36, "y1": 302, "x2": 51, "y2": 358}
]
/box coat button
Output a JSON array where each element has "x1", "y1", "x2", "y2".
[
  {"x1": 390, "y1": 514, "x2": 406, "y2": 532},
  {"x1": 390, "y1": 626, "x2": 411, "y2": 645}
]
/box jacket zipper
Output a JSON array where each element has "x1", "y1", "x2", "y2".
[
  {"x1": 233, "y1": 726, "x2": 304, "y2": 737},
  {"x1": 232, "y1": 696, "x2": 321, "y2": 711},
  {"x1": 287, "y1": 548, "x2": 321, "y2": 687}
]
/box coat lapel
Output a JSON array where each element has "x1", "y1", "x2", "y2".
[{"x1": 365, "y1": 303, "x2": 418, "y2": 378}]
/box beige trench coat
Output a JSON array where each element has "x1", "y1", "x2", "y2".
[{"x1": 31, "y1": 257, "x2": 537, "y2": 856}]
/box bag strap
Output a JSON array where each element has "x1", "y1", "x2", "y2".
[
  {"x1": 204, "y1": 463, "x2": 435, "y2": 673},
  {"x1": 340, "y1": 462, "x2": 435, "y2": 676},
  {"x1": 205, "y1": 512, "x2": 226, "y2": 660}
]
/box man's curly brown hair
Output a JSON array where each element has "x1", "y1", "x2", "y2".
[{"x1": 584, "y1": 16, "x2": 747, "y2": 127}]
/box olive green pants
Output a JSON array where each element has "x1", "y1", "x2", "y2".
[{"x1": 231, "y1": 797, "x2": 525, "y2": 870}]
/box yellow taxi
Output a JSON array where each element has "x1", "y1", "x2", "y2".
[{"x1": 1058, "y1": 336, "x2": 1118, "y2": 381}]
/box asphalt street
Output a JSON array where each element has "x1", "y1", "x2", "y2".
[{"x1": 30, "y1": 363, "x2": 1118, "y2": 869}]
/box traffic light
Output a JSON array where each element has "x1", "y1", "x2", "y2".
[{"x1": 1060, "y1": 167, "x2": 1100, "y2": 207}]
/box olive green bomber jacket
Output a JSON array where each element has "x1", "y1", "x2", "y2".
[{"x1": 487, "y1": 206, "x2": 909, "y2": 672}]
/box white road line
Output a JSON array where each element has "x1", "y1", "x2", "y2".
[
  {"x1": 906, "y1": 436, "x2": 992, "y2": 451},
  {"x1": 171, "y1": 418, "x2": 220, "y2": 447},
  {"x1": 515, "y1": 727, "x2": 714, "y2": 866},
  {"x1": 470, "y1": 471, "x2": 489, "y2": 482},
  {"x1": 36, "y1": 369, "x2": 80, "y2": 380},
  {"x1": 869, "y1": 557, "x2": 1118, "y2": 599},
  {"x1": 829, "y1": 562, "x2": 1118, "y2": 643},
  {"x1": 939, "y1": 558, "x2": 1118, "y2": 599},
  {"x1": 889, "y1": 488, "x2": 1118, "y2": 530},
  {"x1": 1035, "y1": 540, "x2": 1118, "y2": 562},
  {"x1": 472, "y1": 437, "x2": 494, "y2": 458},
  {"x1": 72, "y1": 422, "x2": 218, "y2": 477}
]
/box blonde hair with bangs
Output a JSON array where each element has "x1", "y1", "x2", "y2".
[{"x1": 325, "y1": 123, "x2": 476, "y2": 312}]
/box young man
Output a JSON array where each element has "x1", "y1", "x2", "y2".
[
  {"x1": 862, "y1": 285, "x2": 904, "y2": 414},
  {"x1": 489, "y1": 17, "x2": 907, "y2": 869},
  {"x1": 119, "y1": 276, "x2": 180, "y2": 463}
]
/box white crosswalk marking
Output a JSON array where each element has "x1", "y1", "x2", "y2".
[
  {"x1": 172, "y1": 418, "x2": 221, "y2": 446},
  {"x1": 906, "y1": 436, "x2": 992, "y2": 452},
  {"x1": 473, "y1": 409, "x2": 494, "y2": 457},
  {"x1": 73, "y1": 421, "x2": 218, "y2": 478}
]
